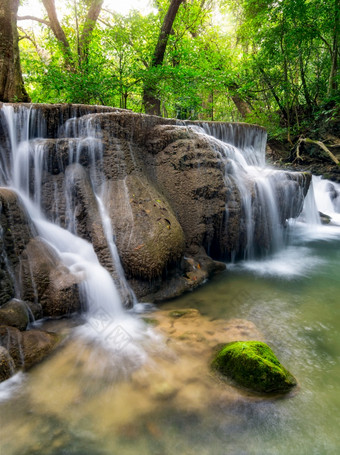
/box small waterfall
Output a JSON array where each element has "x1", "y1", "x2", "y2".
[
  {"x1": 313, "y1": 176, "x2": 340, "y2": 221},
  {"x1": 0, "y1": 105, "x2": 139, "y2": 343},
  {"x1": 188, "y1": 124, "x2": 308, "y2": 260},
  {"x1": 193, "y1": 121, "x2": 267, "y2": 167}
]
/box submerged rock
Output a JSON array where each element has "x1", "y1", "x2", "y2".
[{"x1": 212, "y1": 341, "x2": 297, "y2": 393}]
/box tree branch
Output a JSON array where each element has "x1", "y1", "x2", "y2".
[
  {"x1": 17, "y1": 15, "x2": 51, "y2": 27},
  {"x1": 294, "y1": 138, "x2": 340, "y2": 165}
]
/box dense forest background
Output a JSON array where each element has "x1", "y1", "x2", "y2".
[{"x1": 1, "y1": 0, "x2": 339, "y2": 145}]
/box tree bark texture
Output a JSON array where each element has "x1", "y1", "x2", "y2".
[{"x1": 0, "y1": 0, "x2": 30, "y2": 102}]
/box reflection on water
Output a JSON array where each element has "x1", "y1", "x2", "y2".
[{"x1": 1, "y1": 225, "x2": 340, "y2": 454}]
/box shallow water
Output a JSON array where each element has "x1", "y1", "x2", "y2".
[{"x1": 1, "y1": 220, "x2": 340, "y2": 455}]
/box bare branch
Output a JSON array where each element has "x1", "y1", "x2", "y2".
[
  {"x1": 17, "y1": 15, "x2": 51, "y2": 27},
  {"x1": 294, "y1": 137, "x2": 340, "y2": 165}
]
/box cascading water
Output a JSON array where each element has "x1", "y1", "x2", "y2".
[
  {"x1": 188, "y1": 124, "x2": 311, "y2": 260},
  {"x1": 187, "y1": 121, "x2": 340, "y2": 280},
  {"x1": 0, "y1": 105, "x2": 151, "y2": 366}
]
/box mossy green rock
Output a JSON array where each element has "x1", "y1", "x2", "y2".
[{"x1": 212, "y1": 341, "x2": 297, "y2": 393}]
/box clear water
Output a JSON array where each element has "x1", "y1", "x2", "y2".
[{"x1": 1, "y1": 219, "x2": 340, "y2": 455}]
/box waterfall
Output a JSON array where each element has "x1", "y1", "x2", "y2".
[
  {"x1": 1, "y1": 103, "x2": 338, "y2": 314},
  {"x1": 0, "y1": 105, "x2": 145, "y2": 356},
  {"x1": 187, "y1": 124, "x2": 309, "y2": 260}
]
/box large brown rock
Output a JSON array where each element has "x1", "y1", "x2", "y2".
[
  {"x1": 62, "y1": 164, "x2": 114, "y2": 272},
  {"x1": 0, "y1": 325, "x2": 24, "y2": 368},
  {"x1": 0, "y1": 346, "x2": 14, "y2": 382},
  {"x1": 19, "y1": 237, "x2": 81, "y2": 317},
  {"x1": 0, "y1": 104, "x2": 313, "y2": 304},
  {"x1": 0, "y1": 189, "x2": 36, "y2": 305},
  {"x1": 0, "y1": 325, "x2": 59, "y2": 379},
  {"x1": 104, "y1": 174, "x2": 185, "y2": 279},
  {"x1": 0, "y1": 299, "x2": 29, "y2": 330},
  {"x1": 21, "y1": 329, "x2": 59, "y2": 370}
]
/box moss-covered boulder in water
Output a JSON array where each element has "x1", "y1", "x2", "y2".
[{"x1": 212, "y1": 341, "x2": 297, "y2": 393}]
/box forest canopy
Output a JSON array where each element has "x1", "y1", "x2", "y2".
[{"x1": 3, "y1": 0, "x2": 340, "y2": 139}]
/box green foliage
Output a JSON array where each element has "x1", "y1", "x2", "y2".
[{"x1": 18, "y1": 0, "x2": 339, "y2": 137}]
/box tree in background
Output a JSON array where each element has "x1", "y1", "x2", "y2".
[
  {"x1": 18, "y1": 0, "x2": 104, "y2": 103},
  {"x1": 0, "y1": 0, "x2": 30, "y2": 102},
  {"x1": 143, "y1": 0, "x2": 183, "y2": 115}
]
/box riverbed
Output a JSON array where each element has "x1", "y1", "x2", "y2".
[{"x1": 1, "y1": 217, "x2": 340, "y2": 455}]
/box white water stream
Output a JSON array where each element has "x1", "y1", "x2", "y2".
[{"x1": 0, "y1": 105, "x2": 153, "y2": 368}]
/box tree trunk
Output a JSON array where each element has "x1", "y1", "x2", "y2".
[
  {"x1": 298, "y1": 51, "x2": 313, "y2": 111},
  {"x1": 79, "y1": 0, "x2": 104, "y2": 65},
  {"x1": 258, "y1": 66, "x2": 288, "y2": 120},
  {"x1": 327, "y1": 0, "x2": 339, "y2": 97},
  {"x1": 143, "y1": 0, "x2": 183, "y2": 115},
  {"x1": 231, "y1": 94, "x2": 252, "y2": 118},
  {"x1": 41, "y1": 0, "x2": 73, "y2": 67},
  {"x1": 0, "y1": 0, "x2": 30, "y2": 102}
]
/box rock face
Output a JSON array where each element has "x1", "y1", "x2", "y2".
[
  {"x1": 0, "y1": 104, "x2": 312, "y2": 303},
  {"x1": 1, "y1": 105, "x2": 312, "y2": 302},
  {"x1": 0, "y1": 345, "x2": 14, "y2": 381},
  {"x1": 212, "y1": 341, "x2": 297, "y2": 393}
]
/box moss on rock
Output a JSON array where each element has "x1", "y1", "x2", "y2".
[{"x1": 212, "y1": 341, "x2": 297, "y2": 393}]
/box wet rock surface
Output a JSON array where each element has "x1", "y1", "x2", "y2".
[
  {"x1": 0, "y1": 345, "x2": 14, "y2": 381},
  {"x1": 0, "y1": 324, "x2": 60, "y2": 378},
  {"x1": 0, "y1": 299, "x2": 29, "y2": 330}
]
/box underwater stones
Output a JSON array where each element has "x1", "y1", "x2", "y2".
[
  {"x1": 212, "y1": 341, "x2": 297, "y2": 393},
  {"x1": 0, "y1": 299, "x2": 29, "y2": 330}
]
